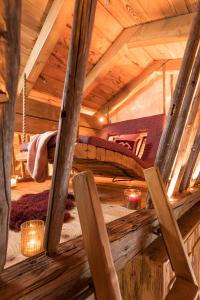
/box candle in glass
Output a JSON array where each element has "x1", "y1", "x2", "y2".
[
  {"x1": 21, "y1": 220, "x2": 44, "y2": 257},
  {"x1": 124, "y1": 189, "x2": 141, "y2": 210}
]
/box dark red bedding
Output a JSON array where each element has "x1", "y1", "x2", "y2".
[
  {"x1": 47, "y1": 135, "x2": 152, "y2": 168},
  {"x1": 78, "y1": 136, "x2": 151, "y2": 168},
  {"x1": 21, "y1": 115, "x2": 165, "y2": 170}
]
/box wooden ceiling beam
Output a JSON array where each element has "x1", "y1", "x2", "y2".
[
  {"x1": 164, "y1": 59, "x2": 182, "y2": 71},
  {"x1": 84, "y1": 26, "x2": 138, "y2": 93},
  {"x1": 84, "y1": 14, "x2": 192, "y2": 95},
  {"x1": 96, "y1": 60, "x2": 167, "y2": 116},
  {"x1": 17, "y1": 0, "x2": 75, "y2": 96},
  {"x1": 127, "y1": 13, "x2": 194, "y2": 49}
]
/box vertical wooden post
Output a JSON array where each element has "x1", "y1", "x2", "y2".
[
  {"x1": 167, "y1": 80, "x2": 200, "y2": 196},
  {"x1": 161, "y1": 46, "x2": 200, "y2": 183},
  {"x1": 155, "y1": 0, "x2": 200, "y2": 170},
  {"x1": 147, "y1": 2, "x2": 200, "y2": 208},
  {"x1": 179, "y1": 125, "x2": 200, "y2": 191},
  {"x1": 73, "y1": 171, "x2": 122, "y2": 300},
  {"x1": 44, "y1": 0, "x2": 97, "y2": 255},
  {"x1": 0, "y1": 1, "x2": 21, "y2": 270}
]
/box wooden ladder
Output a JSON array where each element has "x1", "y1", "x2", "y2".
[
  {"x1": 144, "y1": 167, "x2": 199, "y2": 300},
  {"x1": 73, "y1": 171, "x2": 122, "y2": 300}
]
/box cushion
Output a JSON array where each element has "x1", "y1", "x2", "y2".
[{"x1": 114, "y1": 139, "x2": 135, "y2": 151}]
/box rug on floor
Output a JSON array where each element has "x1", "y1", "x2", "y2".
[{"x1": 10, "y1": 190, "x2": 75, "y2": 231}]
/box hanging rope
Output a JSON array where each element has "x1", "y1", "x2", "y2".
[{"x1": 22, "y1": 73, "x2": 26, "y2": 143}]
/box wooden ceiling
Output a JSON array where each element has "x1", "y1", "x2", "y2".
[{"x1": 20, "y1": 0, "x2": 198, "y2": 115}]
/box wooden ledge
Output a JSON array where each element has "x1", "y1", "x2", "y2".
[{"x1": 0, "y1": 190, "x2": 199, "y2": 299}]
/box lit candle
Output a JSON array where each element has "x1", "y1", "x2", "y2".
[
  {"x1": 21, "y1": 220, "x2": 44, "y2": 257},
  {"x1": 124, "y1": 189, "x2": 142, "y2": 210},
  {"x1": 11, "y1": 177, "x2": 17, "y2": 188}
]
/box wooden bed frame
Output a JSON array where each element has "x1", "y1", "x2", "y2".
[{"x1": 16, "y1": 142, "x2": 145, "y2": 179}]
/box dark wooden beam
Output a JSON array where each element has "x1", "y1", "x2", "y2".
[
  {"x1": 0, "y1": 191, "x2": 199, "y2": 299},
  {"x1": 44, "y1": 0, "x2": 97, "y2": 255},
  {"x1": 0, "y1": 0, "x2": 21, "y2": 270}
]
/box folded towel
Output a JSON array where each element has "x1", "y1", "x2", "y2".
[{"x1": 27, "y1": 131, "x2": 57, "y2": 182}]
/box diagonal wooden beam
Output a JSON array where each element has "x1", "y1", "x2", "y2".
[
  {"x1": 84, "y1": 26, "x2": 138, "y2": 93},
  {"x1": 96, "y1": 60, "x2": 167, "y2": 116},
  {"x1": 144, "y1": 168, "x2": 198, "y2": 284},
  {"x1": 17, "y1": 0, "x2": 75, "y2": 96},
  {"x1": 44, "y1": 0, "x2": 97, "y2": 256},
  {"x1": 127, "y1": 13, "x2": 193, "y2": 49}
]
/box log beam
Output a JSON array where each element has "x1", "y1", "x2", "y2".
[
  {"x1": 127, "y1": 13, "x2": 194, "y2": 49},
  {"x1": 146, "y1": 1, "x2": 200, "y2": 208},
  {"x1": 162, "y1": 45, "x2": 200, "y2": 184},
  {"x1": 17, "y1": 0, "x2": 75, "y2": 96},
  {"x1": 167, "y1": 82, "x2": 200, "y2": 196},
  {"x1": 44, "y1": 0, "x2": 97, "y2": 255},
  {"x1": 84, "y1": 26, "x2": 138, "y2": 94},
  {"x1": 0, "y1": 191, "x2": 199, "y2": 299},
  {"x1": 0, "y1": 0, "x2": 21, "y2": 270}
]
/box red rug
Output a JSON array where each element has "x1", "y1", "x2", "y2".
[{"x1": 10, "y1": 190, "x2": 75, "y2": 232}]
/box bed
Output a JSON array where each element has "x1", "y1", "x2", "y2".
[{"x1": 16, "y1": 114, "x2": 165, "y2": 180}]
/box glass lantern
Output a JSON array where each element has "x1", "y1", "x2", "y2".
[{"x1": 21, "y1": 220, "x2": 44, "y2": 257}]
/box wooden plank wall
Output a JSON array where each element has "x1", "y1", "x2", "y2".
[{"x1": 14, "y1": 98, "x2": 101, "y2": 136}]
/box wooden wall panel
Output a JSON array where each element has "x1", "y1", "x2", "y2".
[{"x1": 14, "y1": 98, "x2": 101, "y2": 135}]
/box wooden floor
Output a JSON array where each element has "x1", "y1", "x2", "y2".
[
  {"x1": 11, "y1": 176, "x2": 148, "y2": 205},
  {"x1": 8, "y1": 176, "x2": 147, "y2": 269}
]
